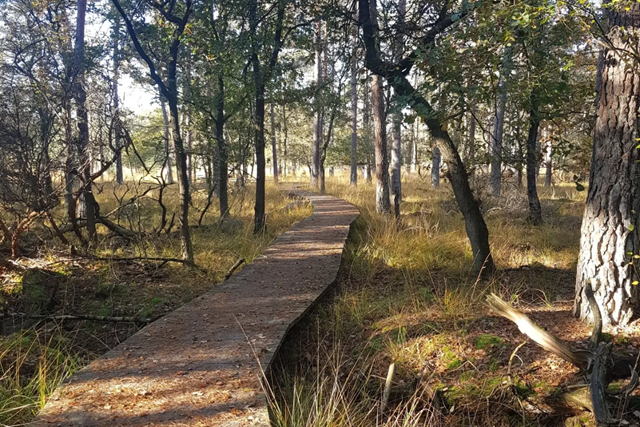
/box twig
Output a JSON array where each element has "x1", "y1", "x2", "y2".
[
  {"x1": 508, "y1": 341, "x2": 527, "y2": 376},
  {"x1": 224, "y1": 258, "x2": 245, "y2": 281},
  {"x1": 381, "y1": 362, "x2": 395, "y2": 414}
]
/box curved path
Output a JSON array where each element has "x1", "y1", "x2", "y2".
[{"x1": 30, "y1": 190, "x2": 359, "y2": 427}]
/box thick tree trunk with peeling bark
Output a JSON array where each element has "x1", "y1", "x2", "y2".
[{"x1": 574, "y1": 5, "x2": 640, "y2": 327}]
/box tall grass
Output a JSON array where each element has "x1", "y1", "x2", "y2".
[{"x1": 0, "y1": 329, "x2": 83, "y2": 425}]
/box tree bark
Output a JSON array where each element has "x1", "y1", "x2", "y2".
[
  {"x1": 390, "y1": 0, "x2": 405, "y2": 218},
  {"x1": 372, "y1": 74, "x2": 391, "y2": 214},
  {"x1": 574, "y1": 4, "x2": 640, "y2": 327},
  {"x1": 270, "y1": 103, "x2": 278, "y2": 183},
  {"x1": 248, "y1": 0, "x2": 285, "y2": 233},
  {"x1": 431, "y1": 146, "x2": 440, "y2": 188},
  {"x1": 526, "y1": 89, "x2": 543, "y2": 226},
  {"x1": 350, "y1": 16, "x2": 358, "y2": 187},
  {"x1": 311, "y1": 21, "x2": 323, "y2": 189},
  {"x1": 160, "y1": 98, "x2": 174, "y2": 184},
  {"x1": 490, "y1": 48, "x2": 511, "y2": 197},
  {"x1": 113, "y1": 12, "x2": 124, "y2": 185},
  {"x1": 75, "y1": 0, "x2": 97, "y2": 242},
  {"x1": 217, "y1": 75, "x2": 228, "y2": 218},
  {"x1": 467, "y1": 107, "x2": 476, "y2": 169},
  {"x1": 544, "y1": 135, "x2": 552, "y2": 187}
]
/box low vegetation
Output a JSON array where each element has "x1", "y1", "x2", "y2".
[{"x1": 268, "y1": 175, "x2": 639, "y2": 427}]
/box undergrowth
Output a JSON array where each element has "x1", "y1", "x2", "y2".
[
  {"x1": 0, "y1": 181, "x2": 311, "y2": 425},
  {"x1": 268, "y1": 174, "x2": 602, "y2": 427}
]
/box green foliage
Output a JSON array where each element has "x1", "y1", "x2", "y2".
[{"x1": 475, "y1": 334, "x2": 503, "y2": 350}]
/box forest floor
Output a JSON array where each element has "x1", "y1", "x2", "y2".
[
  {"x1": 0, "y1": 182, "x2": 313, "y2": 425},
  {"x1": 3, "y1": 173, "x2": 640, "y2": 427},
  {"x1": 269, "y1": 174, "x2": 640, "y2": 427}
]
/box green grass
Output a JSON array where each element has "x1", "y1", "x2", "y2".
[{"x1": 0, "y1": 330, "x2": 83, "y2": 425}]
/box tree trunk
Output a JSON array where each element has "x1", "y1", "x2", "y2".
[
  {"x1": 270, "y1": 103, "x2": 278, "y2": 183},
  {"x1": 431, "y1": 146, "x2": 440, "y2": 188},
  {"x1": 168, "y1": 99, "x2": 194, "y2": 263},
  {"x1": 544, "y1": 136, "x2": 552, "y2": 187},
  {"x1": 248, "y1": 0, "x2": 285, "y2": 232},
  {"x1": 160, "y1": 98, "x2": 174, "y2": 184},
  {"x1": 311, "y1": 21, "x2": 323, "y2": 189},
  {"x1": 113, "y1": 13, "x2": 124, "y2": 185},
  {"x1": 467, "y1": 107, "x2": 476, "y2": 170},
  {"x1": 252, "y1": 66, "x2": 266, "y2": 232},
  {"x1": 526, "y1": 90, "x2": 543, "y2": 226},
  {"x1": 574, "y1": 4, "x2": 640, "y2": 327},
  {"x1": 349, "y1": 20, "x2": 358, "y2": 187},
  {"x1": 217, "y1": 75, "x2": 228, "y2": 218},
  {"x1": 490, "y1": 49, "x2": 511, "y2": 197},
  {"x1": 75, "y1": 0, "x2": 97, "y2": 242},
  {"x1": 390, "y1": 0, "x2": 405, "y2": 218},
  {"x1": 282, "y1": 104, "x2": 288, "y2": 177},
  {"x1": 372, "y1": 74, "x2": 390, "y2": 214}
]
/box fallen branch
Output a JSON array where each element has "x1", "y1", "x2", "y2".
[
  {"x1": 0, "y1": 312, "x2": 156, "y2": 324},
  {"x1": 486, "y1": 294, "x2": 590, "y2": 370},
  {"x1": 87, "y1": 255, "x2": 204, "y2": 271},
  {"x1": 487, "y1": 293, "x2": 640, "y2": 426},
  {"x1": 224, "y1": 258, "x2": 245, "y2": 281}
]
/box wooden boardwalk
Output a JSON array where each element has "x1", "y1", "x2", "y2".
[{"x1": 30, "y1": 190, "x2": 359, "y2": 427}]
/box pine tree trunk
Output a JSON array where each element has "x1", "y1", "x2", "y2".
[
  {"x1": 252, "y1": 68, "x2": 266, "y2": 232},
  {"x1": 515, "y1": 125, "x2": 523, "y2": 188},
  {"x1": 371, "y1": 74, "x2": 390, "y2": 214},
  {"x1": 574, "y1": 4, "x2": 640, "y2": 327}
]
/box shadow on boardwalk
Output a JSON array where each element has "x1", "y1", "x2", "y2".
[{"x1": 29, "y1": 190, "x2": 359, "y2": 427}]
